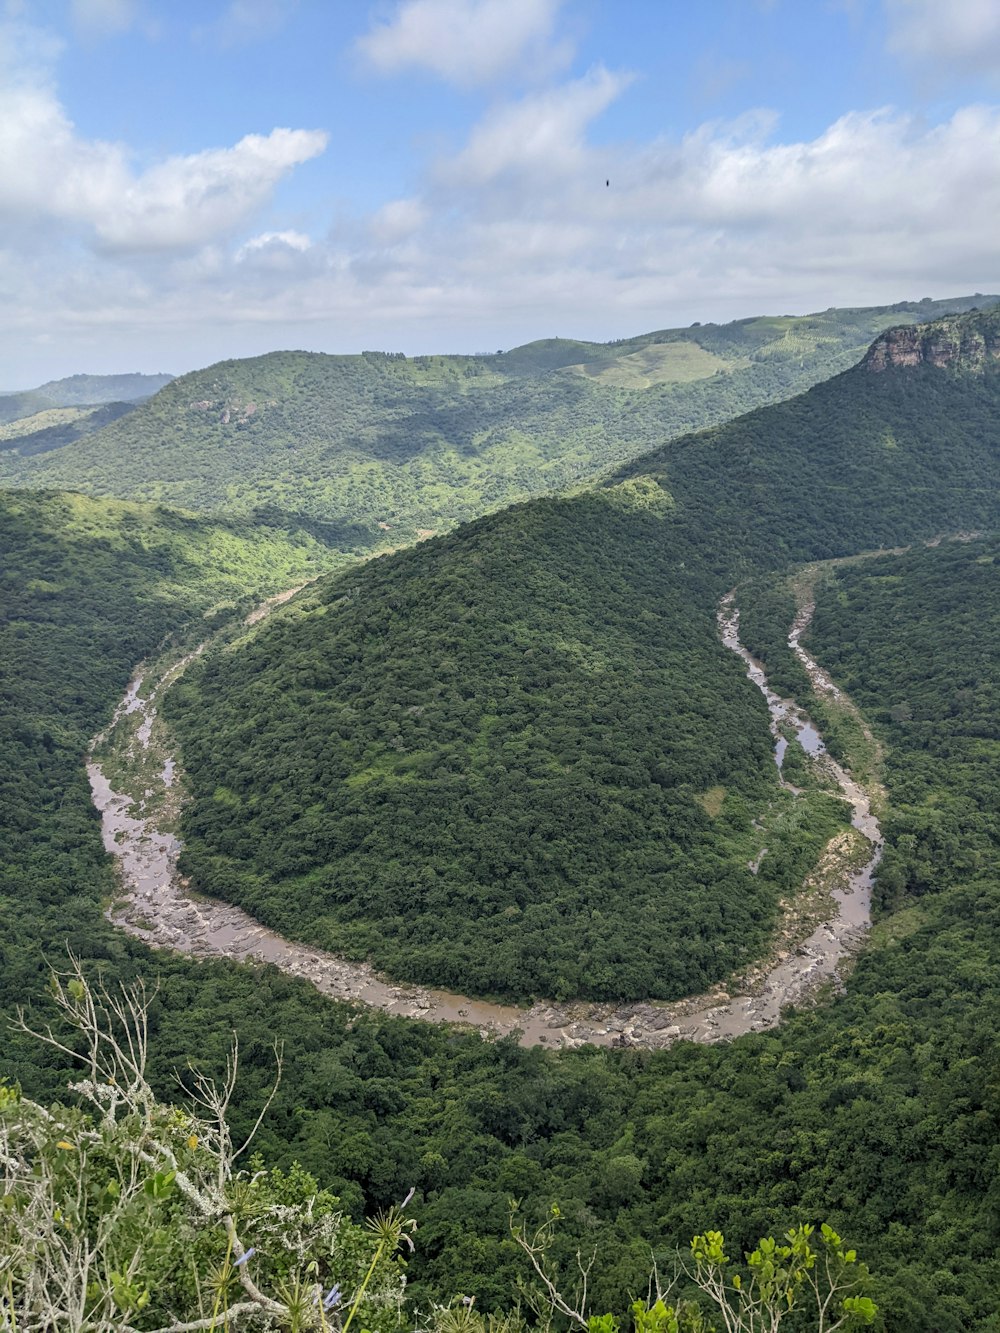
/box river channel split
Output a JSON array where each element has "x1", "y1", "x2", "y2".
[{"x1": 89, "y1": 591, "x2": 882, "y2": 1050}]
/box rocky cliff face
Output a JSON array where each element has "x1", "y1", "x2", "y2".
[{"x1": 863, "y1": 311, "x2": 1000, "y2": 372}]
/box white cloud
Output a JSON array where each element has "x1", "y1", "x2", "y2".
[
  {"x1": 371, "y1": 198, "x2": 429, "y2": 244},
  {"x1": 93, "y1": 130, "x2": 329, "y2": 251},
  {"x1": 199, "y1": 0, "x2": 298, "y2": 49},
  {"x1": 0, "y1": 37, "x2": 327, "y2": 252},
  {"x1": 238, "y1": 229, "x2": 313, "y2": 256},
  {"x1": 70, "y1": 0, "x2": 136, "y2": 35},
  {"x1": 357, "y1": 0, "x2": 570, "y2": 88},
  {"x1": 235, "y1": 230, "x2": 316, "y2": 271},
  {"x1": 441, "y1": 67, "x2": 631, "y2": 184},
  {"x1": 886, "y1": 0, "x2": 1000, "y2": 78}
]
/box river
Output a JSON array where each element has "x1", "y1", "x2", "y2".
[{"x1": 89, "y1": 590, "x2": 881, "y2": 1050}]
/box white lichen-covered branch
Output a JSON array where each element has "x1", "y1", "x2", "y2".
[{"x1": 1, "y1": 960, "x2": 410, "y2": 1333}]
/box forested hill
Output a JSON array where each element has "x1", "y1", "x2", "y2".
[
  {"x1": 164, "y1": 308, "x2": 1000, "y2": 1003},
  {"x1": 613, "y1": 307, "x2": 1000, "y2": 572},
  {"x1": 0, "y1": 372, "x2": 175, "y2": 457},
  {"x1": 1, "y1": 294, "x2": 994, "y2": 554},
  {"x1": 0, "y1": 371, "x2": 172, "y2": 424}
]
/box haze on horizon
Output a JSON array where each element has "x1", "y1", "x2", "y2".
[{"x1": 2, "y1": 0, "x2": 1000, "y2": 387}]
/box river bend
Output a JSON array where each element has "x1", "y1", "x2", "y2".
[{"x1": 89, "y1": 592, "x2": 881, "y2": 1050}]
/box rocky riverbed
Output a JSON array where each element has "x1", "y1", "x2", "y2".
[{"x1": 90, "y1": 588, "x2": 881, "y2": 1050}]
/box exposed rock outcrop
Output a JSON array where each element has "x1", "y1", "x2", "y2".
[{"x1": 863, "y1": 310, "x2": 1000, "y2": 372}]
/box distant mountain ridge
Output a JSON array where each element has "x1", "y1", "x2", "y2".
[
  {"x1": 0, "y1": 372, "x2": 173, "y2": 423},
  {"x1": 1, "y1": 295, "x2": 995, "y2": 556},
  {"x1": 0, "y1": 372, "x2": 175, "y2": 453},
  {"x1": 29, "y1": 371, "x2": 174, "y2": 405}
]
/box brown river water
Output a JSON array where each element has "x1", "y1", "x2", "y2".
[{"x1": 89, "y1": 593, "x2": 881, "y2": 1050}]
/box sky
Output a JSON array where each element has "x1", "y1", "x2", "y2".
[{"x1": 2, "y1": 0, "x2": 1000, "y2": 385}]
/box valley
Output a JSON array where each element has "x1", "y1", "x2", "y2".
[
  {"x1": 88, "y1": 575, "x2": 880, "y2": 1047},
  {"x1": 2, "y1": 306, "x2": 998, "y2": 1329}
]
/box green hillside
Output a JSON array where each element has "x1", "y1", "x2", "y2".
[
  {"x1": 164, "y1": 310, "x2": 1000, "y2": 1001},
  {"x1": 0, "y1": 400, "x2": 140, "y2": 456},
  {"x1": 1, "y1": 296, "x2": 993, "y2": 555},
  {"x1": 166, "y1": 495, "x2": 845, "y2": 1002}
]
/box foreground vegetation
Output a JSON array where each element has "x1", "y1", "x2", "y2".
[{"x1": 3, "y1": 964, "x2": 878, "y2": 1332}]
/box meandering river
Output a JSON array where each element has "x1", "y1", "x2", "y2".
[{"x1": 89, "y1": 590, "x2": 881, "y2": 1050}]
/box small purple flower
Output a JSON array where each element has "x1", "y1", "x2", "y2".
[
  {"x1": 233, "y1": 1248, "x2": 256, "y2": 1267},
  {"x1": 462, "y1": 1296, "x2": 475, "y2": 1308},
  {"x1": 323, "y1": 1285, "x2": 342, "y2": 1311}
]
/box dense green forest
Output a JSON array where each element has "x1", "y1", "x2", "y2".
[
  {"x1": 165, "y1": 493, "x2": 846, "y2": 1002},
  {"x1": 1, "y1": 296, "x2": 993, "y2": 556},
  {"x1": 4, "y1": 493, "x2": 1000, "y2": 1328},
  {"x1": 806, "y1": 537, "x2": 999, "y2": 914},
  {"x1": 164, "y1": 313, "x2": 1000, "y2": 1001},
  {"x1": 3, "y1": 309, "x2": 1000, "y2": 1329}
]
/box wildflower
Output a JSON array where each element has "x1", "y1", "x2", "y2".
[
  {"x1": 462, "y1": 1296, "x2": 475, "y2": 1307},
  {"x1": 56, "y1": 1141, "x2": 75, "y2": 1151},
  {"x1": 401, "y1": 1187, "x2": 415, "y2": 1209},
  {"x1": 323, "y1": 1285, "x2": 342, "y2": 1310},
  {"x1": 187, "y1": 1134, "x2": 199, "y2": 1150},
  {"x1": 233, "y1": 1247, "x2": 256, "y2": 1267}
]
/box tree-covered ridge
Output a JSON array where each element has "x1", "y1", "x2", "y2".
[
  {"x1": 488, "y1": 294, "x2": 997, "y2": 376},
  {"x1": 804, "y1": 535, "x2": 999, "y2": 913},
  {"x1": 163, "y1": 314, "x2": 1000, "y2": 1002},
  {"x1": 166, "y1": 493, "x2": 844, "y2": 1003},
  {"x1": 2, "y1": 296, "x2": 994, "y2": 556},
  {"x1": 25, "y1": 370, "x2": 174, "y2": 404},
  {"x1": 615, "y1": 337, "x2": 1000, "y2": 572}
]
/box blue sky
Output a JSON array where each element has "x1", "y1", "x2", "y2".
[{"x1": 2, "y1": 0, "x2": 1000, "y2": 384}]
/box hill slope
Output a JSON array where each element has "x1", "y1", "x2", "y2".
[
  {"x1": 0, "y1": 372, "x2": 174, "y2": 456},
  {"x1": 2, "y1": 296, "x2": 993, "y2": 554},
  {"x1": 0, "y1": 371, "x2": 172, "y2": 422},
  {"x1": 0, "y1": 486, "x2": 346, "y2": 1091},
  {"x1": 165, "y1": 310, "x2": 1000, "y2": 1001}
]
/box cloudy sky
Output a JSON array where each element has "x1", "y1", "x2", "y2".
[{"x1": 2, "y1": 0, "x2": 1000, "y2": 384}]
